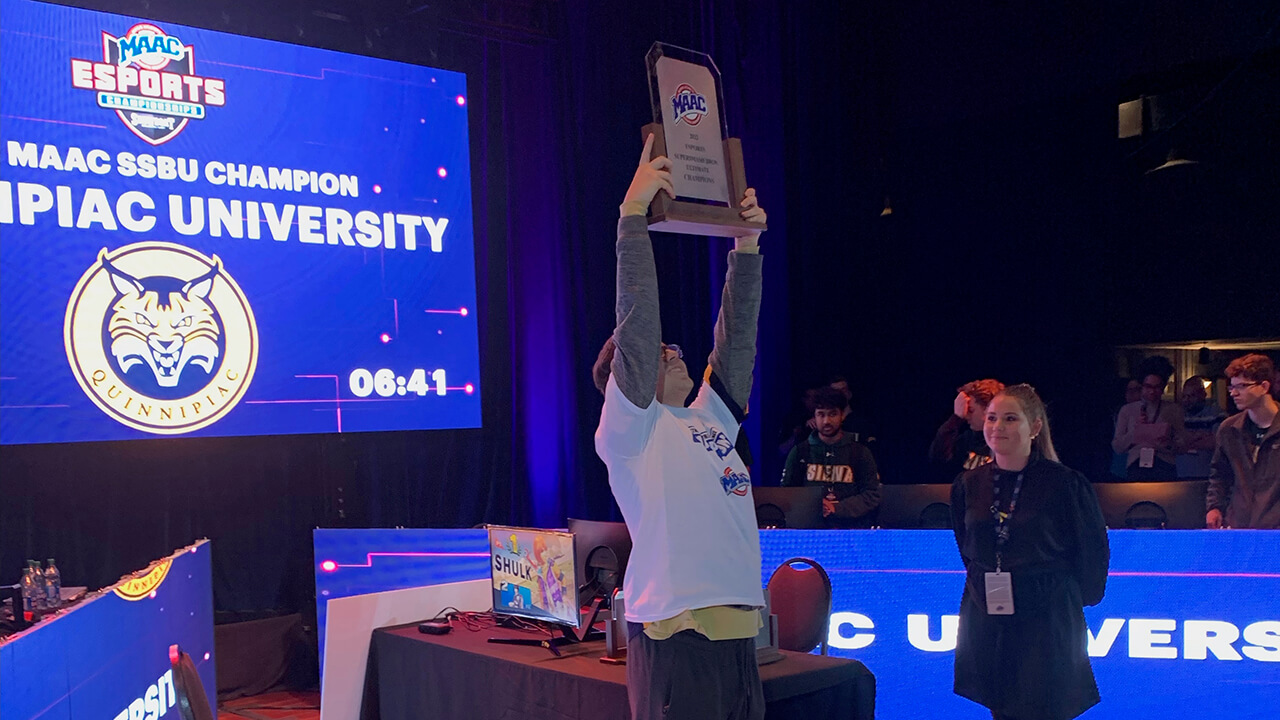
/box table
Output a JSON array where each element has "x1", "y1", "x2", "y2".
[{"x1": 369, "y1": 623, "x2": 875, "y2": 720}]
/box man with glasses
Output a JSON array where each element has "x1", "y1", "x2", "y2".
[
  {"x1": 592, "y1": 134, "x2": 769, "y2": 720},
  {"x1": 1112, "y1": 355, "x2": 1185, "y2": 480},
  {"x1": 1207, "y1": 354, "x2": 1280, "y2": 529}
]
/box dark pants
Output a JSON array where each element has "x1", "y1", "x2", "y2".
[{"x1": 626, "y1": 622, "x2": 764, "y2": 720}]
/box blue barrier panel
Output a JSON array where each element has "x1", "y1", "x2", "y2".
[
  {"x1": 312, "y1": 528, "x2": 1280, "y2": 718},
  {"x1": 0, "y1": 541, "x2": 216, "y2": 720},
  {"x1": 312, "y1": 528, "x2": 489, "y2": 674},
  {"x1": 761, "y1": 529, "x2": 1280, "y2": 719}
]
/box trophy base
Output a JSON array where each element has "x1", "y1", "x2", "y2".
[
  {"x1": 642, "y1": 123, "x2": 766, "y2": 239},
  {"x1": 647, "y1": 202, "x2": 764, "y2": 238}
]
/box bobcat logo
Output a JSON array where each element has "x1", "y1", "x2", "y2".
[
  {"x1": 65, "y1": 242, "x2": 257, "y2": 435},
  {"x1": 101, "y1": 251, "x2": 222, "y2": 391}
]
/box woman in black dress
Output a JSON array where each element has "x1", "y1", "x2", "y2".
[{"x1": 951, "y1": 384, "x2": 1110, "y2": 720}]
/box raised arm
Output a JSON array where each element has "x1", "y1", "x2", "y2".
[
  {"x1": 929, "y1": 414, "x2": 969, "y2": 463},
  {"x1": 707, "y1": 189, "x2": 767, "y2": 412},
  {"x1": 611, "y1": 134, "x2": 674, "y2": 409}
]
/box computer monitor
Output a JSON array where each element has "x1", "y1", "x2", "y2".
[
  {"x1": 877, "y1": 484, "x2": 954, "y2": 529},
  {"x1": 1092, "y1": 480, "x2": 1208, "y2": 529},
  {"x1": 753, "y1": 486, "x2": 824, "y2": 529},
  {"x1": 567, "y1": 518, "x2": 632, "y2": 605},
  {"x1": 487, "y1": 526, "x2": 580, "y2": 627}
]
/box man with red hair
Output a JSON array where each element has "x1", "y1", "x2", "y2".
[
  {"x1": 930, "y1": 378, "x2": 1005, "y2": 472},
  {"x1": 1207, "y1": 353, "x2": 1280, "y2": 529}
]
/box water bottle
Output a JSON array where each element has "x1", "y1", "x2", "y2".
[
  {"x1": 44, "y1": 558, "x2": 62, "y2": 609},
  {"x1": 20, "y1": 565, "x2": 37, "y2": 618},
  {"x1": 29, "y1": 560, "x2": 48, "y2": 610}
]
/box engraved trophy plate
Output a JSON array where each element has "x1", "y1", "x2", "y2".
[{"x1": 642, "y1": 43, "x2": 764, "y2": 238}]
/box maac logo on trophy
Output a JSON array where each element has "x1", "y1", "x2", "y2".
[
  {"x1": 64, "y1": 242, "x2": 257, "y2": 435},
  {"x1": 670, "y1": 83, "x2": 708, "y2": 126},
  {"x1": 69, "y1": 23, "x2": 226, "y2": 145}
]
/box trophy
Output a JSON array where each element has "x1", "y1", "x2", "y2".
[{"x1": 643, "y1": 43, "x2": 765, "y2": 238}]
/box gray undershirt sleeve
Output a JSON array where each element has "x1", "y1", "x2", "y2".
[
  {"x1": 610, "y1": 215, "x2": 661, "y2": 409},
  {"x1": 708, "y1": 249, "x2": 763, "y2": 410}
]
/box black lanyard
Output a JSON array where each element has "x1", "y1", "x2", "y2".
[{"x1": 989, "y1": 471, "x2": 1024, "y2": 572}]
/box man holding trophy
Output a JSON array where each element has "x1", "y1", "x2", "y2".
[
  {"x1": 593, "y1": 44, "x2": 770, "y2": 719},
  {"x1": 593, "y1": 129, "x2": 768, "y2": 720}
]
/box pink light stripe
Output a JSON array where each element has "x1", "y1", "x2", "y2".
[
  {"x1": 1109, "y1": 571, "x2": 1280, "y2": 579},
  {"x1": 826, "y1": 568, "x2": 1280, "y2": 579},
  {"x1": 2, "y1": 114, "x2": 108, "y2": 129},
  {"x1": 200, "y1": 60, "x2": 324, "y2": 79},
  {"x1": 828, "y1": 569, "x2": 965, "y2": 575},
  {"x1": 335, "y1": 551, "x2": 491, "y2": 568},
  {"x1": 292, "y1": 374, "x2": 341, "y2": 432},
  {"x1": 245, "y1": 398, "x2": 409, "y2": 405},
  {"x1": 201, "y1": 62, "x2": 439, "y2": 88},
  {"x1": 424, "y1": 309, "x2": 466, "y2": 314},
  {"x1": 2, "y1": 29, "x2": 97, "y2": 45}
]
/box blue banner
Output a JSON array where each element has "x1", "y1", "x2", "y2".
[{"x1": 314, "y1": 528, "x2": 1280, "y2": 719}]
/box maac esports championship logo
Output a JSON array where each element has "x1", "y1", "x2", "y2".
[
  {"x1": 69, "y1": 22, "x2": 226, "y2": 144},
  {"x1": 64, "y1": 243, "x2": 257, "y2": 435},
  {"x1": 670, "y1": 83, "x2": 708, "y2": 126}
]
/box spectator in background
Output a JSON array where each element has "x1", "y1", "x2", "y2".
[
  {"x1": 1176, "y1": 376, "x2": 1226, "y2": 479},
  {"x1": 1112, "y1": 356, "x2": 1185, "y2": 481},
  {"x1": 1109, "y1": 378, "x2": 1142, "y2": 479},
  {"x1": 1124, "y1": 378, "x2": 1142, "y2": 405},
  {"x1": 777, "y1": 375, "x2": 867, "y2": 459},
  {"x1": 930, "y1": 379, "x2": 1005, "y2": 472},
  {"x1": 781, "y1": 385, "x2": 881, "y2": 528},
  {"x1": 1207, "y1": 354, "x2": 1280, "y2": 529}
]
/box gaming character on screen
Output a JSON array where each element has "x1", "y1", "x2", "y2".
[
  {"x1": 530, "y1": 534, "x2": 571, "y2": 618},
  {"x1": 593, "y1": 133, "x2": 768, "y2": 720}
]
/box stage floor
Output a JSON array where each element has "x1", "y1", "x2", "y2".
[{"x1": 219, "y1": 689, "x2": 319, "y2": 720}]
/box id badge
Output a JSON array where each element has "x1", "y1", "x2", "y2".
[
  {"x1": 1139, "y1": 447, "x2": 1156, "y2": 469},
  {"x1": 984, "y1": 572, "x2": 1015, "y2": 615}
]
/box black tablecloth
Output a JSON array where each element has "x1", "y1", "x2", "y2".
[{"x1": 369, "y1": 623, "x2": 874, "y2": 720}]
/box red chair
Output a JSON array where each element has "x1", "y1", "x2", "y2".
[{"x1": 767, "y1": 557, "x2": 832, "y2": 654}]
